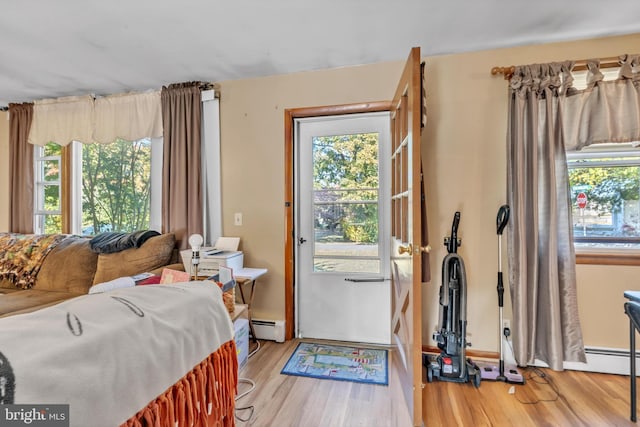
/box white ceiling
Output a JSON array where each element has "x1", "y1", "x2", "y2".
[{"x1": 1, "y1": 0, "x2": 640, "y2": 108}]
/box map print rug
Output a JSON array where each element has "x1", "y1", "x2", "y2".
[{"x1": 280, "y1": 342, "x2": 388, "y2": 386}]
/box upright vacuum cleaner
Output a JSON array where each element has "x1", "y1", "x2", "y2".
[
  {"x1": 477, "y1": 205, "x2": 525, "y2": 384},
  {"x1": 425, "y1": 212, "x2": 481, "y2": 388}
]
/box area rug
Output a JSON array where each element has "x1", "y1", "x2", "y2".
[{"x1": 281, "y1": 342, "x2": 388, "y2": 385}]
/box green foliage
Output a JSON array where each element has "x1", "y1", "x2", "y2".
[
  {"x1": 43, "y1": 215, "x2": 61, "y2": 234},
  {"x1": 313, "y1": 133, "x2": 379, "y2": 243},
  {"x1": 569, "y1": 165, "x2": 640, "y2": 214},
  {"x1": 82, "y1": 138, "x2": 151, "y2": 234}
]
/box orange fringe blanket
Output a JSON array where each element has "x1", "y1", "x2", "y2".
[{"x1": 122, "y1": 340, "x2": 238, "y2": 427}]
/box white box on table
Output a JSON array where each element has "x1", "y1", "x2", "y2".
[
  {"x1": 180, "y1": 248, "x2": 244, "y2": 277},
  {"x1": 234, "y1": 317, "x2": 249, "y2": 371}
]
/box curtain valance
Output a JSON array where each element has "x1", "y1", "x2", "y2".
[
  {"x1": 563, "y1": 55, "x2": 640, "y2": 151},
  {"x1": 28, "y1": 91, "x2": 162, "y2": 146},
  {"x1": 29, "y1": 95, "x2": 93, "y2": 146},
  {"x1": 93, "y1": 91, "x2": 162, "y2": 144},
  {"x1": 509, "y1": 54, "x2": 640, "y2": 152}
]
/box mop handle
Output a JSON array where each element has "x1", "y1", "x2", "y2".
[
  {"x1": 496, "y1": 205, "x2": 510, "y2": 307},
  {"x1": 496, "y1": 205, "x2": 510, "y2": 236}
]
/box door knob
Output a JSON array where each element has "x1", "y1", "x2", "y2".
[
  {"x1": 420, "y1": 245, "x2": 431, "y2": 253},
  {"x1": 398, "y1": 244, "x2": 413, "y2": 255}
]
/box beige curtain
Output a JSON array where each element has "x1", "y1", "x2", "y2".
[
  {"x1": 29, "y1": 92, "x2": 163, "y2": 146},
  {"x1": 563, "y1": 55, "x2": 640, "y2": 149},
  {"x1": 161, "y1": 82, "x2": 203, "y2": 250},
  {"x1": 93, "y1": 91, "x2": 162, "y2": 143},
  {"x1": 29, "y1": 95, "x2": 93, "y2": 146},
  {"x1": 507, "y1": 61, "x2": 586, "y2": 370},
  {"x1": 9, "y1": 102, "x2": 35, "y2": 233}
]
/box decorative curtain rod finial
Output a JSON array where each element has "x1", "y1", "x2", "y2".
[{"x1": 491, "y1": 66, "x2": 515, "y2": 80}]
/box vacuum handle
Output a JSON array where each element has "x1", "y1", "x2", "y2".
[
  {"x1": 446, "y1": 212, "x2": 461, "y2": 254},
  {"x1": 452, "y1": 211, "x2": 460, "y2": 236},
  {"x1": 496, "y1": 205, "x2": 510, "y2": 235},
  {"x1": 497, "y1": 272, "x2": 504, "y2": 307}
]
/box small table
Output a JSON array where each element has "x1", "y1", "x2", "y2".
[{"x1": 234, "y1": 268, "x2": 267, "y2": 342}]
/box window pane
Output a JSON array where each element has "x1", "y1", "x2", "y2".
[
  {"x1": 314, "y1": 258, "x2": 380, "y2": 273},
  {"x1": 39, "y1": 184, "x2": 60, "y2": 211},
  {"x1": 43, "y1": 159, "x2": 59, "y2": 182},
  {"x1": 81, "y1": 138, "x2": 151, "y2": 235},
  {"x1": 43, "y1": 142, "x2": 62, "y2": 157},
  {"x1": 312, "y1": 132, "x2": 380, "y2": 273},
  {"x1": 569, "y1": 164, "x2": 640, "y2": 245},
  {"x1": 35, "y1": 214, "x2": 62, "y2": 234}
]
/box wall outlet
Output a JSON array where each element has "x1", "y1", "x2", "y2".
[
  {"x1": 503, "y1": 319, "x2": 511, "y2": 331},
  {"x1": 234, "y1": 212, "x2": 243, "y2": 226}
]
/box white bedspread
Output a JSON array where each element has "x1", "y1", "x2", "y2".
[{"x1": 0, "y1": 281, "x2": 234, "y2": 427}]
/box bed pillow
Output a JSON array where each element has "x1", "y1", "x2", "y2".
[{"x1": 92, "y1": 233, "x2": 175, "y2": 285}]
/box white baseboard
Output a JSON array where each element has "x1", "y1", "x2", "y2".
[
  {"x1": 533, "y1": 347, "x2": 637, "y2": 375},
  {"x1": 252, "y1": 318, "x2": 285, "y2": 342}
]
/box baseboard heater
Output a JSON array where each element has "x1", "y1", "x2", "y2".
[
  {"x1": 536, "y1": 347, "x2": 639, "y2": 375},
  {"x1": 252, "y1": 318, "x2": 285, "y2": 343}
]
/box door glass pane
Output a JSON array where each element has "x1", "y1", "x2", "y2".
[{"x1": 312, "y1": 132, "x2": 380, "y2": 273}]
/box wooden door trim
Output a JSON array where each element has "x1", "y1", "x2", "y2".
[{"x1": 283, "y1": 101, "x2": 392, "y2": 340}]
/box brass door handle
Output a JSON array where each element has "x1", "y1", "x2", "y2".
[
  {"x1": 398, "y1": 244, "x2": 413, "y2": 255},
  {"x1": 420, "y1": 245, "x2": 431, "y2": 253}
]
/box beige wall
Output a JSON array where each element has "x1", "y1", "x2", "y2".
[
  {"x1": 218, "y1": 63, "x2": 403, "y2": 321},
  {"x1": 219, "y1": 32, "x2": 640, "y2": 353},
  {"x1": 422, "y1": 33, "x2": 640, "y2": 352},
  {"x1": 0, "y1": 33, "x2": 637, "y2": 353},
  {"x1": 0, "y1": 111, "x2": 8, "y2": 232}
]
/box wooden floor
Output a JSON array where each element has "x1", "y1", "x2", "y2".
[
  {"x1": 236, "y1": 339, "x2": 636, "y2": 426},
  {"x1": 235, "y1": 339, "x2": 412, "y2": 427},
  {"x1": 424, "y1": 366, "x2": 634, "y2": 426}
]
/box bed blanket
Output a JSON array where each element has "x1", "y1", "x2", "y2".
[
  {"x1": 0, "y1": 233, "x2": 70, "y2": 289},
  {"x1": 0, "y1": 281, "x2": 234, "y2": 427},
  {"x1": 89, "y1": 230, "x2": 160, "y2": 254}
]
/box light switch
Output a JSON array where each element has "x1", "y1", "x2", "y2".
[{"x1": 234, "y1": 212, "x2": 243, "y2": 226}]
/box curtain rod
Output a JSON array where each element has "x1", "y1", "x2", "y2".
[
  {"x1": 490, "y1": 55, "x2": 622, "y2": 80},
  {"x1": 0, "y1": 81, "x2": 220, "y2": 111}
]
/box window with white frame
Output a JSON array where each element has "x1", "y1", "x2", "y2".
[
  {"x1": 567, "y1": 142, "x2": 640, "y2": 249},
  {"x1": 34, "y1": 138, "x2": 161, "y2": 236},
  {"x1": 34, "y1": 142, "x2": 63, "y2": 234},
  {"x1": 32, "y1": 90, "x2": 220, "y2": 240}
]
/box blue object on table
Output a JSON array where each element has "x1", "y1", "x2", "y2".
[{"x1": 624, "y1": 291, "x2": 640, "y2": 422}]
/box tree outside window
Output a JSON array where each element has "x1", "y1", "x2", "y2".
[
  {"x1": 568, "y1": 145, "x2": 640, "y2": 247},
  {"x1": 81, "y1": 138, "x2": 151, "y2": 235},
  {"x1": 34, "y1": 139, "x2": 152, "y2": 236}
]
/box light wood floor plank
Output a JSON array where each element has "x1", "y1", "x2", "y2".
[
  {"x1": 236, "y1": 339, "x2": 411, "y2": 427},
  {"x1": 237, "y1": 339, "x2": 636, "y2": 426}
]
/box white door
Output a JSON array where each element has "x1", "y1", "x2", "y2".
[{"x1": 295, "y1": 112, "x2": 391, "y2": 344}]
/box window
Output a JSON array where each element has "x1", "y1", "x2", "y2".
[
  {"x1": 31, "y1": 90, "x2": 220, "y2": 240},
  {"x1": 34, "y1": 138, "x2": 160, "y2": 236},
  {"x1": 34, "y1": 143, "x2": 62, "y2": 233},
  {"x1": 312, "y1": 132, "x2": 381, "y2": 273},
  {"x1": 567, "y1": 142, "x2": 640, "y2": 250}
]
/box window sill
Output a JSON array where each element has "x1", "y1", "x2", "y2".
[{"x1": 576, "y1": 251, "x2": 640, "y2": 266}]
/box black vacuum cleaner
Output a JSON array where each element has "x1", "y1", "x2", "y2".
[
  {"x1": 425, "y1": 211, "x2": 481, "y2": 388},
  {"x1": 476, "y1": 205, "x2": 525, "y2": 384}
]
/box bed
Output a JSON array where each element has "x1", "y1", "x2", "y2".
[{"x1": 0, "y1": 281, "x2": 238, "y2": 427}]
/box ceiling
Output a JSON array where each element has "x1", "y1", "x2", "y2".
[{"x1": 1, "y1": 0, "x2": 640, "y2": 108}]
